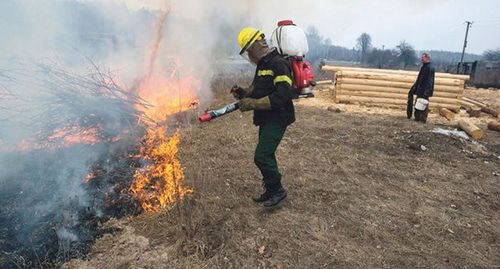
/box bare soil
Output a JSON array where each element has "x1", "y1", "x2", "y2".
[{"x1": 63, "y1": 87, "x2": 500, "y2": 269}]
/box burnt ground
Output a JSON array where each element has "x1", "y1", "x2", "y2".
[{"x1": 63, "y1": 89, "x2": 500, "y2": 269}]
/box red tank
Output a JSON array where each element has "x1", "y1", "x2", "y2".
[{"x1": 290, "y1": 56, "x2": 315, "y2": 92}]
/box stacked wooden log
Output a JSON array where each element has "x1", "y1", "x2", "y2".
[
  {"x1": 322, "y1": 66, "x2": 470, "y2": 112},
  {"x1": 461, "y1": 96, "x2": 499, "y2": 118}
]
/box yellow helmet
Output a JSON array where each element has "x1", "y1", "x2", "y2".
[{"x1": 238, "y1": 27, "x2": 264, "y2": 55}]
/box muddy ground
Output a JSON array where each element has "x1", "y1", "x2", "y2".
[{"x1": 63, "y1": 88, "x2": 500, "y2": 269}]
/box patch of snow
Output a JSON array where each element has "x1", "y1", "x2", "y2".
[{"x1": 431, "y1": 128, "x2": 469, "y2": 140}]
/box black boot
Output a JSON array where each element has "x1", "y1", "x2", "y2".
[
  {"x1": 414, "y1": 109, "x2": 422, "y2": 122},
  {"x1": 252, "y1": 183, "x2": 272, "y2": 203},
  {"x1": 263, "y1": 187, "x2": 287, "y2": 207},
  {"x1": 407, "y1": 108, "x2": 413, "y2": 119},
  {"x1": 252, "y1": 190, "x2": 272, "y2": 203},
  {"x1": 406, "y1": 92, "x2": 414, "y2": 119},
  {"x1": 421, "y1": 107, "x2": 429, "y2": 123}
]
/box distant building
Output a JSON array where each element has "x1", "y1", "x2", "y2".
[{"x1": 456, "y1": 61, "x2": 500, "y2": 88}]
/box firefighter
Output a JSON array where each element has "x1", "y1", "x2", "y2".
[
  {"x1": 232, "y1": 27, "x2": 295, "y2": 207},
  {"x1": 407, "y1": 52, "x2": 435, "y2": 123}
]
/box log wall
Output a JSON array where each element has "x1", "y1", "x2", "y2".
[{"x1": 322, "y1": 65, "x2": 469, "y2": 111}]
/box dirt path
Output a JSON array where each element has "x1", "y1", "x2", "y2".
[{"x1": 64, "y1": 89, "x2": 500, "y2": 269}]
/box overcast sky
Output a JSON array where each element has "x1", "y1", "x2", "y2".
[{"x1": 117, "y1": 0, "x2": 499, "y2": 54}]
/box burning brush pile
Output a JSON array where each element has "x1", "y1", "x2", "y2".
[{"x1": 0, "y1": 59, "x2": 199, "y2": 267}]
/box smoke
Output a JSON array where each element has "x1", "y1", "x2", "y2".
[
  {"x1": 0, "y1": 0, "x2": 316, "y2": 265},
  {"x1": 0, "y1": 2, "x2": 149, "y2": 265},
  {"x1": 0, "y1": 0, "x2": 262, "y2": 265}
]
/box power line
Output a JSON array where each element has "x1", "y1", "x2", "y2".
[{"x1": 457, "y1": 21, "x2": 473, "y2": 74}]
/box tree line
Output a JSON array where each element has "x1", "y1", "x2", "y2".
[{"x1": 305, "y1": 25, "x2": 497, "y2": 71}]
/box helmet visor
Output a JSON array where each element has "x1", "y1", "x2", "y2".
[
  {"x1": 240, "y1": 50, "x2": 257, "y2": 65},
  {"x1": 240, "y1": 50, "x2": 251, "y2": 62},
  {"x1": 239, "y1": 31, "x2": 262, "y2": 55}
]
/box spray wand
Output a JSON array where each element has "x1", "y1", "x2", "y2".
[{"x1": 198, "y1": 101, "x2": 240, "y2": 122}]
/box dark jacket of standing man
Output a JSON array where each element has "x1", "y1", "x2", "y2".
[
  {"x1": 407, "y1": 52, "x2": 435, "y2": 123},
  {"x1": 232, "y1": 27, "x2": 294, "y2": 208}
]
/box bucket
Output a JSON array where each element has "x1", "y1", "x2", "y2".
[{"x1": 415, "y1": 98, "x2": 429, "y2": 111}]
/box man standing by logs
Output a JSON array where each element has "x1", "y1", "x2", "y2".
[{"x1": 407, "y1": 52, "x2": 435, "y2": 123}]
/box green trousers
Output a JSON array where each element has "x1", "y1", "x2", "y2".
[{"x1": 254, "y1": 123, "x2": 287, "y2": 190}]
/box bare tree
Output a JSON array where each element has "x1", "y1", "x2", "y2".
[
  {"x1": 367, "y1": 48, "x2": 398, "y2": 68},
  {"x1": 483, "y1": 49, "x2": 500, "y2": 61},
  {"x1": 356, "y1": 33, "x2": 372, "y2": 64},
  {"x1": 305, "y1": 25, "x2": 325, "y2": 64},
  {"x1": 396, "y1": 40, "x2": 417, "y2": 68}
]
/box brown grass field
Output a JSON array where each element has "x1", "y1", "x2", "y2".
[{"x1": 64, "y1": 87, "x2": 500, "y2": 269}]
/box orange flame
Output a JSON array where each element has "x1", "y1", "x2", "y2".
[
  {"x1": 1, "y1": 125, "x2": 102, "y2": 153},
  {"x1": 128, "y1": 10, "x2": 198, "y2": 212},
  {"x1": 49, "y1": 126, "x2": 101, "y2": 146},
  {"x1": 130, "y1": 127, "x2": 193, "y2": 212},
  {"x1": 84, "y1": 172, "x2": 97, "y2": 183},
  {"x1": 130, "y1": 74, "x2": 198, "y2": 212},
  {"x1": 137, "y1": 75, "x2": 199, "y2": 122}
]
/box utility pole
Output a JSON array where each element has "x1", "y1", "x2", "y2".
[{"x1": 457, "y1": 21, "x2": 473, "y2": 74}]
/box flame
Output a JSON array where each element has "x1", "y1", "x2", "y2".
[
  {"x1": 130, "y1": 127, "x2": 193, "y2": 212},
  {"x1": 128, "y1": 10, "x2": 197, "y2": 212},
  {"x1": 137, "y1": 75, "x2": 199, "y2": 122},
  {"x1": 1, "y1": 125, "x2": 102, "y2": 153},
  {"x1": 130, "y1": 74, "x2": 197, "y2": 212},
  {"x1": 84, "y1": 172, "x2": 97, "y2": 183},
  {"x1": 48, "y1": 126, "x2": 101, "y2": 146}
]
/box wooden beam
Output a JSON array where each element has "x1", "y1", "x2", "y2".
[
  {"x1": 458, "y1": 120, "x2": 484, "y2": 140},
  {"x1": 338, "y1": 83, "x2": 463, "y2": 98},
  {"x1": 467, "y1": 106, "x2": 482, "y2": 117},
  {"x1": 335, "y1": 95, "x2": 461, "y2": 110},
  {"x1": 461, "y1": 98, "x2": 499, "y2": 117},
  {"x1": 336, "y1": 87, "x2": 461, "y2": 105},
  {"x1": 462, "y1": 96, "x2": 487, "y2": 107},
  {"x1": 338, "y1": 77, "x2": 463, "y2": 93},
  {"x1": 487, "y1": 121, "x2": 500, "y2": 131},
  {"x1": 322, "y1": 65, "x2": 470, "y2": 80},
  {"x1": 337, "y1": 71, "x2": 463, "y2": 86},
  {"x1": 439, "y1": 108, "x2": 455, "y2": 121},
  {"x1": 316, "y1": 80, "x2": 333, "y2": 85},
  {"x1": 481, "y1": 107, "x2": 499, "y2": 118}
]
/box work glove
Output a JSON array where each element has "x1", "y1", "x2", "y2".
[
  {"x1": 230, "y1": 85, "x2": 254, "y2": 100},
  {"x1": 239, "y1": 96, "x2": 271, "y2": 112}
]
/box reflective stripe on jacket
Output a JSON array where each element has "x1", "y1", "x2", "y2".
[{"x1": 250, "y1": 49, "x2": 295, "y2": 126}]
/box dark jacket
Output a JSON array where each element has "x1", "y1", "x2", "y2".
[
  {"x1": 412, "y1": 62, "x2": 435, "y2": 98},
  {"x1": 250, "y1": 49, "x2": 295, "y2": 126}
]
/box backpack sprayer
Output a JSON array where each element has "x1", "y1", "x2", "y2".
[
  {"x1": 272, "y1": 20, "x2": 316, "y2": 98},
  {"x1": 199, "y1": 20, "x2": 315, "y2": 123}
]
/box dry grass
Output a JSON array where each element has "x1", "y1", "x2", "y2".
[{"x1": 63, "y1": 86, "x2": 500, "y2": 269}]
